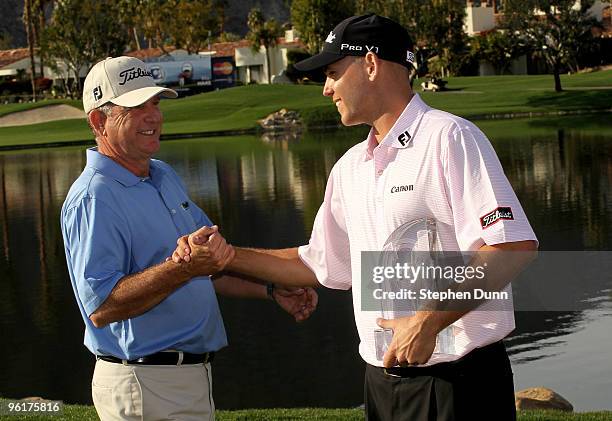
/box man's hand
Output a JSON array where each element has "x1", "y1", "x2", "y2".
[
  {"x1": 377, "y1": 312, "x2": 438, "y2": 368},
  {"x1": 173, "y1": 228, "x2": 319, "y2": 288},
  {"x1": 273, "y1": 286, "x2": 318, "y2": 322},
  {"x1": 172, "y1": 225, "x2": 209, "y2": 263},
  {"x1": 176, "y1": 226, "x2": 235, "y2": 276}
]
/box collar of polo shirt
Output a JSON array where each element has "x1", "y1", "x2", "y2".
[{"x1": 363, "y1": 94, "x2": 429, "y2": 161}]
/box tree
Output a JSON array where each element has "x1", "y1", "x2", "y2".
[
  {"x1": 42, "y1": 0, "x2": 129, "y2": 97},
  {"x1": 33, "y1": 0, "x2": 54, "y2": 77},
  {"x1": 23, "y1": 0, "x2": 38, "y2": 100},
  {"x1": 246, "y1": 7, "x2": 282, "y2": 84},
  {"x1": 21, "y1": 0, "x2": 54, "y2": 99},
  {"x1": 125, "y1": 0, "x2": 173, "y2": 50},
  {"x1": 117, "y1": 0, "x2": 221, "y2": 53},
  {"x1": 116, "y1": 0, "x2": 143, "y2": 50},
  {"x1": 504, "y1": 0, "x2": 599, "y2": 91},
  {"x1": 354, "y1": 0, "x2": 468, "y2": 77},
  {"x1": 412, "y1": 0, "x2": 468, "y2": 77},
  {"x1": 354, "y1": 0, "x2": 418, "y2": 28},
  {"x1": 471, "y1": 30, "x2": 527, "y2": 75},
  {"x1": 0, "y1": 31, "x2": 12, "y2": 50},
  {"x1": 217, "y1": 32, "x2": 241, "y2": 42},
  {"x1": 290, "y1": 0, "x2": 355, "y2": 55},
  {"x1": 169, "y1": 0, "x2": 219, "y2": 54}
]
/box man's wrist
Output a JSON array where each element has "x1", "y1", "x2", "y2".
[
  {"x1": 226, "y1": 246, "x2": 241, "y2": 272},
  {"x1": 266, "y1": 283, "x2": 276, "y2": 301},
  {"x1": 172, "y1": 258, "x2": 196, "y2": 282}
]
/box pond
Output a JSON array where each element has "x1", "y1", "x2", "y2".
[{"x1": 0, "y1": 115, "x2": 611, "y2": 411}]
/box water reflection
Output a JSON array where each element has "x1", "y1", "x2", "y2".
[{"x1": 0, "y1": 118, "x2": 611, "y2": 410}]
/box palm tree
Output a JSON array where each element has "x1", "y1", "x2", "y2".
[
  {"x1": 247, "y1": 8, "x2": 281, "y2": 84},
  {"x1": 23, "y1": 0, "x2": 37, "y2": 101},
  {"x1": 33, "y1": 0, "x2": 53, "y2": 77}
]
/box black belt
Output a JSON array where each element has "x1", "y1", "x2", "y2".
[
  {"x1": 97, "y1": 351, "x2": 214, "y2": 366},
  {"x1": 381, "y1": 341, "x2": 508, "y2": 378}
]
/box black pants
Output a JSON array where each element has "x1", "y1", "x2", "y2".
[{"x1": 364, "y1": 341, "x2": 516, "y2": 421}]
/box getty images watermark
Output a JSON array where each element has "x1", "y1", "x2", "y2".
[
  {"x1": 362, "y1": 251, "x2": 612, "y2": 312},
  {"x1": 369, "y1": 260, "x2": 510, "y2": 302},
  {"x1": 362, "y1": 250, "x2": 527, "y2": 313}
]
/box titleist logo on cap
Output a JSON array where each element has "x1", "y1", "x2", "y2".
[{"x1": 118, "y1": 67, "x2": 153, "y2": 86}]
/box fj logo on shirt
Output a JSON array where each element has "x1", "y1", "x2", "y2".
[
  {"x1": 480, "y1": 207, "x2": 514, "y2": 229},
  {"x1": 397, "y1": 130, "x2": 412, "y2": 147},
  {"x1": 390, "y1": 185, "x2": 413, "y2": 193}
]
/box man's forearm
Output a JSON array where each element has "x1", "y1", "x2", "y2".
[
  {"x1": 213, "y1": 273, "x2": 268, "y2": 299},
  {"x1": 227, "y1": 247, "x2": 319, "y2": 287},
  {"x1": 418, "y1": 240, "x2": 538, "y2": 334},
  {"x1": 89, "y1": 260, "x2": 194, "y2": 328},
  {"x1": 89, "y1": 226, "x2": 233, "y2": 327},
  {"x1": 379, "y1": 240, "x2": 538, "y2": 367}
]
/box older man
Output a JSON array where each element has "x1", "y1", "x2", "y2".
[
  {"x1": 176, "y1": 14, "x2": 538, "y2": 421},
  {"x1": 61, "y1": 56, "x2": 316, "y2": 421}
]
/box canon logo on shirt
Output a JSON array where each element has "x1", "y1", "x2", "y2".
[{"x1": 390, "y1": 185, "x2": 413, "y2": 193}]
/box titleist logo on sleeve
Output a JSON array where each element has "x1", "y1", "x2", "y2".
[{"x1": 480, "y1": 207, "x2": 514, "y2": 229}]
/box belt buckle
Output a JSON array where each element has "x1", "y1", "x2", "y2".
[{"x1": 383, "y1": 368, "x2": 401, "y2": 378}]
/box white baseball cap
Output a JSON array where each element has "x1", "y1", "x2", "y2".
[{"x1": 83, "y1": 56, "x2": 178, "y2": 113}]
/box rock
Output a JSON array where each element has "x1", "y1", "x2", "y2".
[
  {"x1": 515, "y1": 387, "x2": 573, "y2": 412},
  {"x1": 258, "y1": 109, "x2": 302, "y2": 131}
]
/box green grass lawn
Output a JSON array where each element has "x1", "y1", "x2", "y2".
[
  {"x1": 0, "y1": 70, "x2": 610, "y2": 148},
  {"x1": 421, "y1": 70, "x2": 612, "y2": 118},
  {"x1": 1, "y1": 399, "x2": 611, "y2": 421}
]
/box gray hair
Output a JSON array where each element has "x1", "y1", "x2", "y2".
[
  {"x1": 97, "y1": 103, "x2": 115, "y2": 116},
  {"x1": 88, "y1": 103, "x2": 116, "y2": 138}
]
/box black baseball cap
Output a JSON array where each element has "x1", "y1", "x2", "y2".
[{"x1": 294, "y1": 14, "x2": 415, "y2": 72}]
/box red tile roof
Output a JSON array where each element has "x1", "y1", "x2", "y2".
[
  {"x1": 0, "y1": 48, "x2": 31, "y2": 68},
  {"x1": 126, "y1": 47, "x2": 176, "y2": 60},
  {"x1": 201, "y1": 40, "x2": 251, "y2": 57},
  {"x1": 125, "y1": 37, "x2": 306, "y2": 60}
]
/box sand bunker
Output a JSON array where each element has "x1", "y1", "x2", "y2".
[{"x1": 0, "y1": 104, "x2": 85, "y2": 127}]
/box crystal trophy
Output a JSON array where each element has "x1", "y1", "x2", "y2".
[{"x1": 374, "y1": 218, "x2": 456, "y2": 361}]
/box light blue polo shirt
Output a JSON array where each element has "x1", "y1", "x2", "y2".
[{"x1": 61, "y1": 148, "x2": 227, "y2": 359}]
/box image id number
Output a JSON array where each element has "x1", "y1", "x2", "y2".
[{"x1": 1, "y1": 400, "x2": 63, "y2": 416}]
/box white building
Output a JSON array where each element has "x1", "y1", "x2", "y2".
[{"x1": 223, "y1": 30, "x2": 303, "y2": 84}]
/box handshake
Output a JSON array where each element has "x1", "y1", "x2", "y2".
[
  {"x1": 167, "y1": 225, "x2": 235, "y2": 276},
  {"x1": 168, "y1": 225, "x2": 318, "y2": 323}
]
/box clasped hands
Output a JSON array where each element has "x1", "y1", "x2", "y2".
[
  {"x1": 169, "y1": 225, "x2": 235, "y2": 276},
  {"x1": 170, "y1": 225, "x2": 317, "y2": 322}
]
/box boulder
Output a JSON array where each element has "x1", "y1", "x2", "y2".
[
  {"x1": 515, "y1": 387, "x2": 573, "y2": 412},
  {"x1": 258, "y1": 109, "x2": 302, "y2": 130}
]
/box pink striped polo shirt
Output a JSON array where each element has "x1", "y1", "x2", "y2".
[{"x1": 298, "y1": 94, "x2": 537, "y2": 367}]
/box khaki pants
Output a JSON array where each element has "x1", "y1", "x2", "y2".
[{"x1": 92, "y1": 359, "x2": 214, "y2": 421}]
